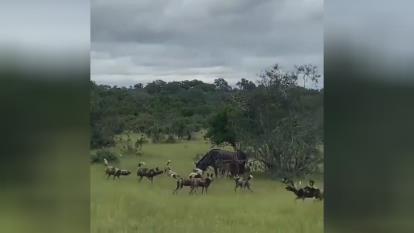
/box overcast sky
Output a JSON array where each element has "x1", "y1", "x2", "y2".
[{"x1": 91, "y1": 0, "x2": 323, "y2": 87}]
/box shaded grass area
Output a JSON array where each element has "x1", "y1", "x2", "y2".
[{"x1": 91, "y1": 140, "x2": 323, "y2": 233}]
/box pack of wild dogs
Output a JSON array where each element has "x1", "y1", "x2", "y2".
[{"x1": 103, "y1": 149, "x2": 323, "y2": 200}]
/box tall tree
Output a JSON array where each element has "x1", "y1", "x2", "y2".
[
  {"x1": 294, "y1": 64, "x2": 321, "y2": 89},
  {"x1": 214, "y1": 78, "x2": 231, "y2": 91},
  {"x1": 205, "y1": 107, "x2": 239, "y2": 150},
  {"x1": 236, "y1": 78, "x2": 256, "y2": 90}
]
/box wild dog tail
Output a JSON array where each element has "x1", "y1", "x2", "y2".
[{"x1": 104, "y1": 158, "x2": 109, "y2": 166}]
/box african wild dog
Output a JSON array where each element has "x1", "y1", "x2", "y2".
[
  {"x1": 189, "y1": 173, "x2": 214, "y2": 194},
  {"x1": 137, "y1": 167, "x2": 164, "y2": 183},
  {"x1": 173, "y1": 178, "x2": 193, "y2": 194},
  {"x1": 104, "y1": 158, "x2": 117, "y2": 179},
  {"x1": 188, "y1": 168, "x2": 203, "y2": 179},
  {"x1": 104, "y1": 158, "x2": 131, "y2": 180},
  {"x1": 172, "y1": 168, "x2": 202, "y2": 194},
  {"x1": 234, "y1": 174, "x2": 253, "y2": 192},
  {"x1": 173, "y1": 173, "x2": 213, "y2": 194},
  {"x1": 105, "y1": 166, "x2": 116, "y2": 179},
  {"x1": 113, "y1": 169, "x2": 131, "y2": 179},
  {"x1": 166, "y1": 168, "x2": 180, "y2": 179},
  {"x1": 285, "y1": 180, "x2": 323, "y2": 201},
  {"x1": 281, "y1": 177, "x2": 295, "y2": 187}
]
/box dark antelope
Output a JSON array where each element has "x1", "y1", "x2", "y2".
[{"x1": 195, "y1": 149, "x2": 248, "y2": 177}]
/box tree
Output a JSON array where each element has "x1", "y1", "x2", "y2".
[
  {"x1": 134, "y1": 83, "x2": 143, "y2": 89},
  {"x1": 251, "y1": 65, "x2": 321, "y2": 176},
  {"x1": 294, "y1": 64, "x2": 321, "y2": 89},
  {"x1": 236, "y1": 78, "x2": 256, "y2": 90},
  {"x1": 214, "y1": 78, "x2": 231, "y2": 91},
  {"x1": 205, "y1": 107, "x2": 239, "y2": 150},
  {"x1": 144, "y1": 80, "x2": 166, "y2": 94}
]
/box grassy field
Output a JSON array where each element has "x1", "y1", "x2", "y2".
[{"x1": 91, "y1": 139, "x2": 323, "y2": 233}]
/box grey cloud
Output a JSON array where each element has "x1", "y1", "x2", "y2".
[{"x1": 92, "y1": 0, "x2": 323, "y2": 87}]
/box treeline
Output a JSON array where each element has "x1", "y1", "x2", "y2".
[
  {"x1": 91, "y1": 64, "x2": 323, "y2": 177},
  {"x1": 91, "y1": 78, "x2": 233, "y2": 148}
]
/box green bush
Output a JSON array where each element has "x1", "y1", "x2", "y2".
[{"x1": 91, "y1": 149, "x2": 119, "y2": 164}]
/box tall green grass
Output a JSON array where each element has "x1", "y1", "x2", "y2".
[{"x1": 91, "y1": 140, "x2": 323, "y2": 233}]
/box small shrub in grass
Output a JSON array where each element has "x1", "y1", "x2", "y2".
[{"x1": 91, "y1": 149, "x2": 119, "y2": 164}]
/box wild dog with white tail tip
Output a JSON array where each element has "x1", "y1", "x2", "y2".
[
  {"x1": 234, "y1": 174, "x2": 254, "y2": 192},
  {"x1": 104, "y1": 158, "x2": 117, "y2": 179}
]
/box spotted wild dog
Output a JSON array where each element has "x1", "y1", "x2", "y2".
[
  {"x1": 104, "y1": 158, "x2": 117, "y2": 179},
  {"x1": 137, "y1": 166, "x2": 164, "y2": 183},
  {"x1": 173, "y1": 178, "x2": 193, "y2": 194},
  {"x1": 189, "y1": 173, "x2": 214, "y2": 195},
  {"x1": 285, "y1": 180, "x2": 323, "y2": 201},
  {"x1": 166, "y1": 168, "x2": 180, "y2": 179},
  {"x1": 188, "y1": 168, "x2": 203, "y2": 179},
  {"x1": 234, "y1": 174, "x2": 254, "y2": 192},
  {"x1": 113, "y1": 169, "x2": 131, "y2": 179}
]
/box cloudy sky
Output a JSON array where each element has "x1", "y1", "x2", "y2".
[{"x1": 91, "y1": 0, "x2": 323, "y2": 87}]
